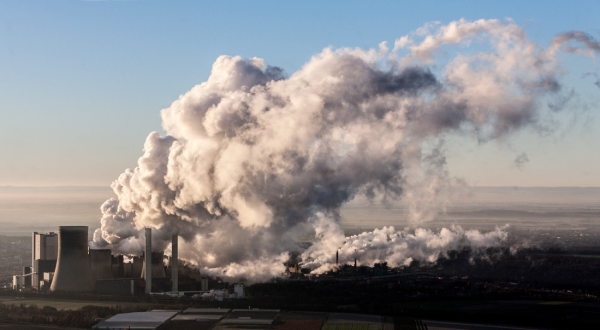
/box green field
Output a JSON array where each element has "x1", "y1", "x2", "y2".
[{"x1": 323, "y1": 323, "x2": 382, "y2": 330}]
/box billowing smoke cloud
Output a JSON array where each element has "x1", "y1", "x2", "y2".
[{"x1": 92, "y1": 19, "x2": 599, "y2": 281}]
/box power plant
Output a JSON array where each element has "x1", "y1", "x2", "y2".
[{"x1": 12, "y1": 225, "x2": 234, "y2": 297}]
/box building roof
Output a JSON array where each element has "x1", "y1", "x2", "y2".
[
  {"x1": 172, "y1": 314, "x2": 223, "y2": 321},
  {"x1": 92, "y1": 311, "x2": 178, "y2": 330}
]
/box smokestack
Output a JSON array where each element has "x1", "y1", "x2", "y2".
[
  {"x1": 336, "y1": 250, "x2": 338, "y2": 265},
  {"x1": 171, "y1": 234, "x2": 178, "y2": 293},
  {"x1": 90, "y1": 249, "x2": 113, "y2": 280},
  {"x1": 144, "y1": 227, "x2": 151, "y2": 294},
  {"x1": 50, "y1": 226, "x2": 94, "y2": 292}
]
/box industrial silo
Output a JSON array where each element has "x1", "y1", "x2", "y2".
[
  {"x1": 90, "y1": 249, "x2": 114, "y2": 280},
  {"x1": 49, "y1": 226, "x2": 95, "y2": 292}
]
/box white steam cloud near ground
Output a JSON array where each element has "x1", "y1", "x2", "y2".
[{"x1": 91, "y1": 19, "x2": 600, "y2": 282}]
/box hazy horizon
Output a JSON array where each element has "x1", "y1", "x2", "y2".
[{"x1": 1, "y1": 185, "x2": 598, "y2": 237}]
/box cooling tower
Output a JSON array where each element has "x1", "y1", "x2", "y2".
[
  {"x1": 49, "y1": 226, "x2": 95, "y2": 292},
  {"x1": 90, "y1": 249, "x2": 114, "y2": 280},
  {"x1": 141, "y1": 251, "x2": 166, "y2": 279},
  {"x1": 131, "y1": 256, "x2": 143, "y2": 278}
]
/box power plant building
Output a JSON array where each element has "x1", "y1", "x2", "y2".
[
  {"x1": 16, "y1": 231, "x2": 58, "y2": 290},
  {"x1": 32, "y1": 232, "x2": 58, "y2": 265},
  {"x1": 13, "y1": 226, "x2": 212, "y2": 296}
]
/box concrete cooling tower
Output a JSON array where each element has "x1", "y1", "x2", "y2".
[
  {"x1": 131, "y1": 256, "x2": 143, "y2": 278},
  {"x1": 141, "y1": 251, "x2": 166, "y2": 279},
  {"x1": 49, "y1": 226, "x2": 95, "y2": 292},
  {"x1": 90, "y1": 249, "x2": 114, "y2": 280}
]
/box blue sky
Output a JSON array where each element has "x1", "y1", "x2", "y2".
[{"x1": 0, "y1": 0, "x2": 599, "y2": 186}]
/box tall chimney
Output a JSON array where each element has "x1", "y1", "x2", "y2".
[
  {"x1": 145, "y1": 227, "x2": 152, "y2": 294},
  {"x1": 171, "y1": 234, "x2": 178, "y2": 293},
  {"x1": 50, "y1": 226, "x2": 94, "y2": 292},
  {"x1": 336, "y1": 250, "x2": 339, "y2": 265}
]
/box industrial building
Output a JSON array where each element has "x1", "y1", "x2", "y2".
[
  {"x1": 32, "y1": 231, "x2": 58, "y2": 290},
  {"x1": 13, "y1": 231, "x2": 58, "y2": 291},
  {"x1": 32, "y1": 231, "x2": 58, "y2": 264},
  {"x1": 11, "y1": 225, "x2": 245, "y2": 299}
]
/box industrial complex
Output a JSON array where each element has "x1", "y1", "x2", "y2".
[
  {"x1": 12, "y1": 226, "x2": 244, "y2": 300},
  {"x1": 5, "y1": 225, "x2": 600, "y2": 329}
]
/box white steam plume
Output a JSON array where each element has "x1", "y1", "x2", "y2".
[
  {"x1": 302, "y1": 219, "x2": 509, "y2": 274},
  {"x1": 91, "y1": 19, "x2": 599, "y2": 281}
]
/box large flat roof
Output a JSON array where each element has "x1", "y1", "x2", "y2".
[{"x1": 93, "y1": 311, "x2": 178, "y2": 330}]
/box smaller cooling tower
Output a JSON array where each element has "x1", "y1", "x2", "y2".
[
  {"x1": 90, "y1": 249, "x2": 114, "y2": 280},
  {"x1": 131, "y1": 256, "x2": 143, "y2": 278},
  {"x1": 50, "y1": 226, "x2": 95, "y2": 292},
  {"x1": 141, "y1": 251, "x2": 166, "y2": 279}
]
